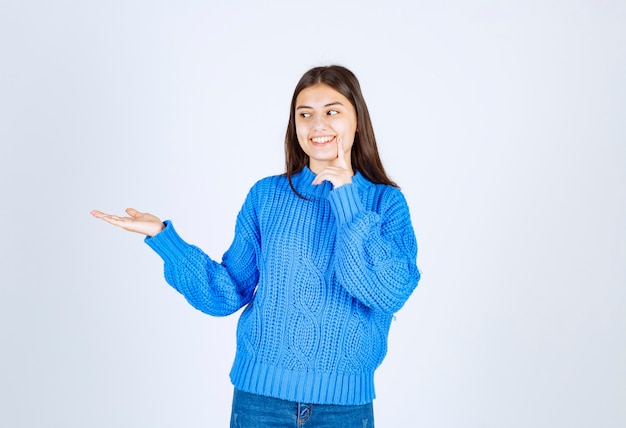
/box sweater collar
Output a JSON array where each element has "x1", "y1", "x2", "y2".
[{"x1": 290, "y1": 166, "x2": 370, "y2": 199}]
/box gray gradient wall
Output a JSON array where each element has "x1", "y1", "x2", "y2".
[{"x1": 1, "y1": 1, "x2": 624, "y2": 427}]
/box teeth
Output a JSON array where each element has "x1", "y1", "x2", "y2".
[{"x1": 312, "y1": 136, "x2": 334, "y2": 143}]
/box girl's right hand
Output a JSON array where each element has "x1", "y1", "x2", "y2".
[{"x1": 90, "y1": 208, "x2": 165, "y2": 237}]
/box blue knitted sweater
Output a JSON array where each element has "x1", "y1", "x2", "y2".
[{"x1": 145, "y1": 166, "x2": 420, "y2": 405}]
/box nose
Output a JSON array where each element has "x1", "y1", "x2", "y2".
[{"x1": 312, "y1": 114, "x2": 328, "y2": 130}]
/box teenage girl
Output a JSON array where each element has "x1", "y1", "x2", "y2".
[{"x1": 92, "y1": 65, "x2": 420, "y2": 428}]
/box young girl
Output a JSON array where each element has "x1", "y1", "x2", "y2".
[{"x1": 92, "y1": 65, "x2": 420, "y2": 427}]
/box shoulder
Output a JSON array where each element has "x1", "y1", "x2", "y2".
[
  {"x1": 236, "y1": 174, "x2": 288, "y2": 225},
  {"x1": 253, "y1": 173, "x2": 287, "y2": 188},
  {"x1": 356, "y1": 174, "x2": 409, "y2": 212},
  {"x1": 248, "y1": 173, "x2": 289, "y2": 196},
  {"x1": 240, "y1": 173, "x2": 290, "y2": 207}
]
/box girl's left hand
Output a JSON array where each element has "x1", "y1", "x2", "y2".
[{"x1": 312, "y1": 138, "x2": 353, "y2": 188}]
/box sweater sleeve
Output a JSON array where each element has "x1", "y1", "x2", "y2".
[
  {"x1": 144, "y1": 190, "x2": 260, "y2": 317},
  {"x1": 328, "y1": 183, "x2": 420, "y2": 314}
]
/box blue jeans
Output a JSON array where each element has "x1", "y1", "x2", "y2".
[{"x1": 230, "y1": 388, "x2": 374, "y2": 428}]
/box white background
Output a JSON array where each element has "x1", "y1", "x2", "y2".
[{"x1": 1, "y1": 1, "x2": 624, "y2": 427}]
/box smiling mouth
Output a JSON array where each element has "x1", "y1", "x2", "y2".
[{"x1": 311, "y1": 136, "x2": 335, "y2": 145}]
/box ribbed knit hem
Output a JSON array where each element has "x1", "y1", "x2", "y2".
[
  {"x1": 229, "y1": 354, "x2": 375, "y2": 406},
  {"x1": 327, "y1": 183, "x2": 365, "y2": 225},
  {"x1": 144, "y1": 220, "x2": 190, "y2": 265}
]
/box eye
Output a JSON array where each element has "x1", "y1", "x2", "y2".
[
  {"x1": 327, "y1": 110, "x2": 338, "y2": 116},
  {"x1": 300, "y1": 112, "x2": 311, "y2": 118}
]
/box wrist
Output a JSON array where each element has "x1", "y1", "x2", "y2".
[{"x1": 148, "y1": 222, "x2": 166, "y2": 237}]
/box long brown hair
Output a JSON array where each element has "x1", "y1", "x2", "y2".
[{"x1": 284, "y1": 65, "x2": 398, "y2": 195}]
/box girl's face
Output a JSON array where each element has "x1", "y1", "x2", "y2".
[{"x1": 294, "y1": 84, "x2": 358, "y2": 174}]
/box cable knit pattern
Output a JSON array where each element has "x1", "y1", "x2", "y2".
[{"x1": 145, "y1": 166, "x2": 420, "y2": 405}]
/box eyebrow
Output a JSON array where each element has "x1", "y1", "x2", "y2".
[{"x1": 296, "y1": 101, "x2": 345, "y2": 110}]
